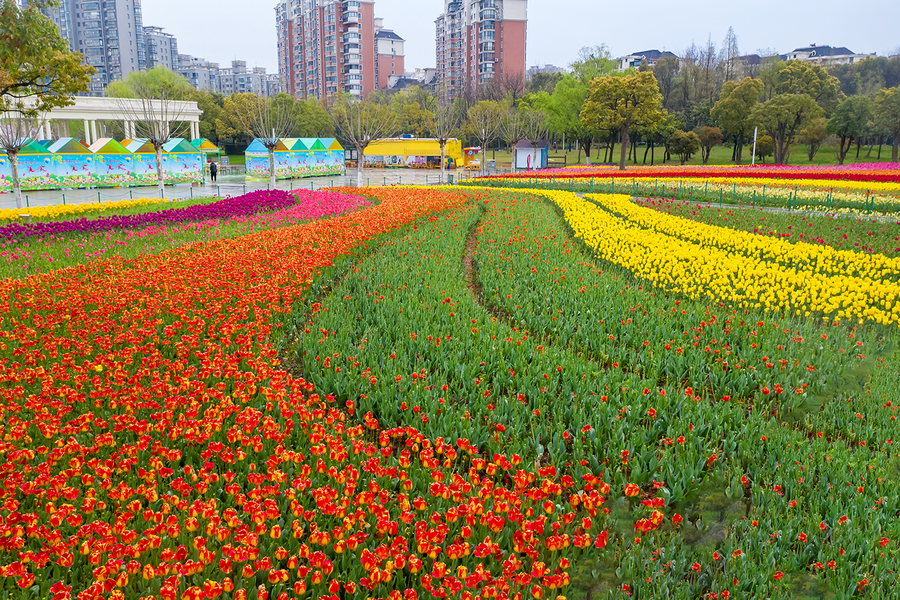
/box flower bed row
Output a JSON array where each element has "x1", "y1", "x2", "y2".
[
  {"x1": 0, "y1": 196, "x2": 201, "y2": 224},
  {"x1": 0, "y1": 190, "x2": 373, "y2": 279},
  {"x1": 589, "y1": 193, "x2": 900, "y2": 284},
  {"x1": 537, "y1": 189, "x2": 900, "y2": 327},
  {"x1": 638, "y1": 198, "x2": 900, "y2": 255},
  {"x1": 0, "y1": 190, "x2": 297, "y2": 241},
  {"x1": 488, "y1": 164, "x2": 900, "y2": 184}
]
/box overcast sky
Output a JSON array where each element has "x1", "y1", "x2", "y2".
[{"x1": 142, "y1": 0, "x2": 900, "y2": 74}]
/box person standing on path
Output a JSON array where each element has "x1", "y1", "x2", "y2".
[{"x1": 209, "y1": 160, "x2": 218, "y2": 182}]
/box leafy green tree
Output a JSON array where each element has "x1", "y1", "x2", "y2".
[
  {"x1": 798, "y1": 117, "x2": 827, "y2": 162},
  {"x1": 544, "y1": 75, "x2": 595, "y2": 164},
  {"x1": 216, "y1": 93, "x2": 257, "y2": 144},
  {"x1": 527, "y1": 72, "x2": 564, "y2": 95},
  {"x1": 754, "y1": 134, "x2": 773, "y2": 163},
  {"x1": 695, "y1": 126, "x2": 723, "y2": 163},
  {"x1": 670, "y1": 129, "x2": 701, "y2": 164},
  {"x1": 751, "y1": 93, "x2": 823, "y2": 164},
  {"x1": 294, "y1": 97, "x2": 334, "y2": 138},
  {"x1": 192, "y1": 91, "x2": 223, "y2": 143},
  {"x1": 826, "y1": 95, "x2": 873, "y2": 164},
  {"x1": 711, "y1": 77, "x2": 764, "y2": 163},
  {"x1": 0, "y1": 0, "x2": 93, "y2": 208},
  {"x1": 653, "y1": 56, "x2": 679, "y2": 109},
  {"x1": 651, "y1": 113, "x2": 681, "y2": 164},
  {"x1": 569, "y1": 45, "x2": 617, "y2": 82},
  {"x1": 874, "y1": 86, "x2": 900, "y2": 162},
  {"x1": 582, "y1": 71, "x2": 665, "y2": 170},
  {"x1": 770, "y1": 60, "x2": 842, "y2": 112},
  {"x1": 396, "y1": 102, "x2": 432, "y2": 138}
]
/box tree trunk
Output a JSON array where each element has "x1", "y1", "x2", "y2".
[
  {"x1": 440, "y1": 140, "x2": 446, "y2": 184},
  {"x1": 9, "y1": 151, "x2": 23, "y2": 210},
  {"x1": 838, "y1": 137, "x2": 849, "y2": 165},
  {"x1": 482, "y1": 144, "x2": 486, "y2": 176},
  {"x1": 651, "y1": 143, "x2": 655, "y2": 166},
  {"x1": 877, "y1": 137, "x2": 883, "y2": 159},
  {"x1": 643, "y1": 143, "x2": 650, "y2": 164},
  {"x1": 583, "y1": 141, "x2": 592, "y2": 166},
  {"x1": 856, "y1": 138, "x2": 861, "y2": 159},
  {"x1": 356, "y1": 144, "x2": 365, "y2": 186},
  {"x1": 735, "y1": 138, "x2": 743, "y2": 164},
  {"x1": 268, "y1": 146, "x2": 277, "y2": 190},
  {"x1": 892, "y1": 137, "x2": 899, "y2": 163},
  {"x1": 731, "y1": 142, "x2": 737, "y2": 162},
  {"x1": 155, "y1": 144, "x2": 165, "y2": 199},
  {"x1": 619, "y1": 126, "x2": 629, "y2": 171}
]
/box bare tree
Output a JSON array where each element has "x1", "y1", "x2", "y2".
[
  {"x1": 500, "y1": 70, "x2": 526, "y2": 104},
  {"x1": 500, "y1": 107, "x2": 527, "y2": 153},
  {"x1": 720, "y1": 27, "x2": 741, "y2": 83},
  {"x1": 427, "y1": 101, "x2": 462, "y2": 183},
  {"x1": 466, "y1": 101, "x2": 504, "y2": 176},
  {"x1": 332, "y1": 98, "x2": 398, "y2": 186},
  {"x1": 521, "y1": 109, "x2": 549, "y2": 170},
  {"x1": 0, "y1": 114, "x2": 41, "y2": 209},
  {"x1": 235, "y1": 94, "x2": 295, "y2": 190},
  {"x1": 114, "y1": 80, "x2": 192, "y2": 199}
]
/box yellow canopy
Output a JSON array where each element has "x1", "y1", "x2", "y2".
[{"x1": 364, "y1": 138, "x2": 462, "y2": 161}]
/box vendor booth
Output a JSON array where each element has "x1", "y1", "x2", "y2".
[{"x1": 364, "y1": 138, "x2": 463, "y2": 169}]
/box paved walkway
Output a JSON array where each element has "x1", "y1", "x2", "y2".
[{"x1": 1, "y1": 168, "x2": 498, "y2": 210}]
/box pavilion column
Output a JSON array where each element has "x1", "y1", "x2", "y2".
[
  {"x1": 83, "y1": 119, "x2": 91, "y2": 145},
  {"x1": 90, "y1": 121, "x2": 99, "y2": 144}
]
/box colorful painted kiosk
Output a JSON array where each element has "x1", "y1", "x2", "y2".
[
  {"x1": 0, "y1": 140, "x2": 54, "y2": 191},
  {"x1": 163, "y1": 139, "x2": 205, "y2": 184},
  {"x1": 191, "y1": 138, "x2": 220, "y2": 155},
  {"x1": 363, "y1": 138, "x2": 463, "y2": 169},
  {"x1": 89, "y1": 139, "x2": 134, "y2": 188},
  {"x1": 245, "y1": 139, "x2": 291, "y2": 180},
  {"x1": 244, "y1": 138, "x2": 345, "y2": 181},
  {"x1": 0, "y1": 137, "x2": 208, "y2": 192}
]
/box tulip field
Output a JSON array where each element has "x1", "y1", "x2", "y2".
[
  {"x1": 475, "y1": 164, "x2": 900, "y2": 214},
  {"x1": 0, "y1": 171, "x2": 898, "y2": 600}
]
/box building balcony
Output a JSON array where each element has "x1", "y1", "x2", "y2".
[{"x1": 341, "y1": 12, "x2": 360, "y2": 24}]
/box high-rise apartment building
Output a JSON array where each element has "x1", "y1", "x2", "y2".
[
  {"x1": 24, "y1": 0, "x2": 147, "y2": 95},
  {"x1": 275, "y1": 0, "x2": 403, "y2": 100},
  {"x1": 218, "y1": 61, "x2": 281, "y2": 97},
  {"x1": 144, "y1": 26, "x2": 179, "y2": 71},
  {"x1": 179, "y1": 55, "x2": 221, "y2": 93},
  {"x1": 435, "y1": 0, "x2": 527, "y2": 101},
  {"x1": 374, "y1": 18, "x2": 404, "y2": 91}
]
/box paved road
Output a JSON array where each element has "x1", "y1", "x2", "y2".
[{"x1": 0, "y1": 167, "x2": 499, "y2": 210}]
